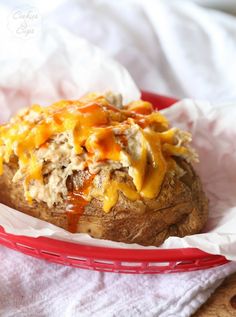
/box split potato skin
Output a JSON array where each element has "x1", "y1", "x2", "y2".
[{"x1": 0, "y1": 157, "x2": 208, "y2": 247}]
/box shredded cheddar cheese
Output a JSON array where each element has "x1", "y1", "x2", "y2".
[{"x1": 0, "y1": 93, "x2": 197, "y2": 212}]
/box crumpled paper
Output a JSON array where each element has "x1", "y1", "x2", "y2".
[
  {"x1": 1, "y1": 26, "x2": 236, "y2": 261},
  {"x1": 0, "y1": 25, "x2": 140, "y2": 122}
]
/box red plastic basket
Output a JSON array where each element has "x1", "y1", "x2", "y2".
[{"x1": 0, "y1": 91, "x2": 229, "y2": 274}]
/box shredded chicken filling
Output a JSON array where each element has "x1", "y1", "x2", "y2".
[{"x1": 0, "y1": 92, "x2": 198, "y2": 211}]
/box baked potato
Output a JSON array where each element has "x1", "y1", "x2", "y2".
[{"x1": 0, "y1": 93, "x2": 208, "y2": 246}]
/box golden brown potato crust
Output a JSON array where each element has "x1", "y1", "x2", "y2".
[{"x1": 0, "y1": 158, "x2": 208, "y2": 246}]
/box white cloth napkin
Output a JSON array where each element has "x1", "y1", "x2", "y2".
[
  {"x1": 0, "y1": 245, "x2": 236, "y2": 317},
  {"x1": 1, "y1": 1, "x2": 236, "y2": 316}
]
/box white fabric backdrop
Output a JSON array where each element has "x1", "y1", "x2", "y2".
[
  {"x1": 1, "y1": 1, "x2": 236, "y2": 316},
  {"x1": 45, "y1": 0, "x2": 236, "y2": 103}
]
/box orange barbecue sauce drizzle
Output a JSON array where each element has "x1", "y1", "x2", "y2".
[
  {"x1": 0, "y1": 94, "x2": 192, "y2": 215},
  {"x1": 66, "y1": 174, "x2": 95, "y2": 233}
]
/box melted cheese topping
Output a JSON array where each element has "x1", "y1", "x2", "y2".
[
  {"x1": 140, "y1": 131, "x2": 167, "y2": 199},
  {"x1": 103, "y1": 181, "x2": 140, "y2": 213},
  {"x1": 0, "y1": 93, "x2": 196, "y2": 212}
]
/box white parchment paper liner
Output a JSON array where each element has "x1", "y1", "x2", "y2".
[{"x1": 0, "y1": 26, "x2": 236, "y2": 260}]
